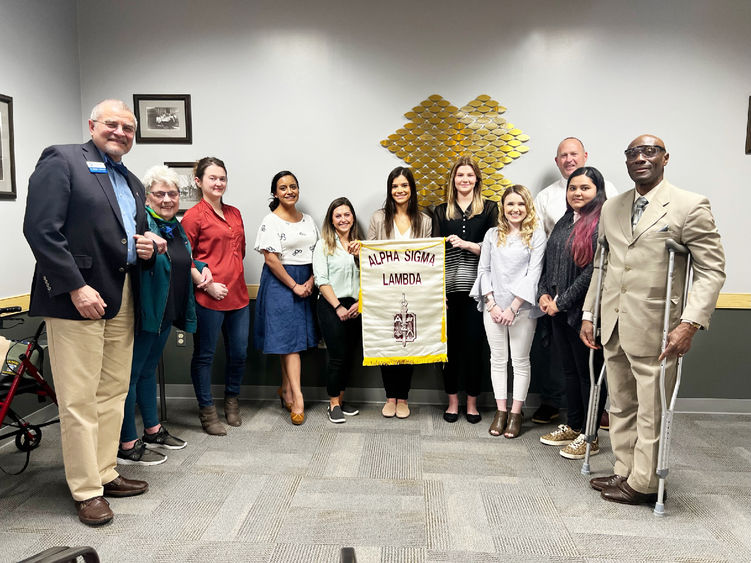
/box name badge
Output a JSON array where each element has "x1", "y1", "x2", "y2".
[{"x1": 87, "y1": 161, "x2": 107, "y2": 174}]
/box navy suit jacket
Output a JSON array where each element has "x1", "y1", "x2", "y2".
[{"x1": 23, "y1": 140, "x2": 149, "y2": 320}]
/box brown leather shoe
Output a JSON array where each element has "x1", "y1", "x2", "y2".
[
  {"x1": 224, "y1": 396, "x2": 242, "y2": 427},
  {"x1": 590, "y1": 474, "x2": 625, "y2": 491},
  {"x1": 103, "y1": 475, "x2": 148, "y2": 497},
  {"x1": 504, "y1": 412, "x2": 523, "y2": 439},
  {"x1": 601, "y1": 480, "x2": 658, "y2": 505},
  {"x1": 76, "y1": 496, "x2": 113, "y2": 525},
  {"x1": 488, "y1": 410, "x2": 508, "y2": 436},
  {"x1": 199, "y1": 405, "x2": 227, "y2": 436},
  {"x1": 599, "y1": 410, "x2": 610, "y2": 431}
]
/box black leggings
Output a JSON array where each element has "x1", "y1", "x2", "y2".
[{"x1": 317, "y1": 296, "x2": 361, "y2": 397}]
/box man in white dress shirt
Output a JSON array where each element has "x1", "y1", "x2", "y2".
[
  {"x1": 535, "y1": 137, "x2": 619, "y2": 236},
  {"x1": 531, "y1": 137, "x2": 618, "y2": 425}
]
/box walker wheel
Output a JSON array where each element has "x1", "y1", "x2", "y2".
[{"x1": 15, "y1": 425, "x2": 42, "y2": 451}]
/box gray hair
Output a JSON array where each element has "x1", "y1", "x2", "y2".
[
  {"x1": 90, "y1": 99, "x2": 137, "y2": 127},
  {"x1": 142, "y1": 165, "x2": 180, "y2": 191}
]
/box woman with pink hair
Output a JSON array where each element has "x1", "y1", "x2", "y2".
[{"x1": 537, "y1": 166, "x2": 608, "y2": 460}]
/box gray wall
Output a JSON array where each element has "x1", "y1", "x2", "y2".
[
  {"x1": 0, "y1": 0, "x2": 748, "y2": 414},
  {"x1": 2, "y1": 0, "x2": 749, "y2": 294},
  {"x1": 0, "y1": 0, "x2": 82, "y2": 296}
]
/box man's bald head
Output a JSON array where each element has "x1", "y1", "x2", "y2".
[
  {"x1": 555, "y1": 137, "x2": 588, "y2": 179},
  {"x1": 625, "y1": 134, "x2": 669, "y2": 194}
]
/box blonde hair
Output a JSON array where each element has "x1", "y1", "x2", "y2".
[
  {"x1": 496, "y1": 185, "x2": 538, "y2": 248},
  {"x1": 445, "y1": 155, "x2": 485, "y2": 220}
]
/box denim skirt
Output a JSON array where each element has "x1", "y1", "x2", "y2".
[{"x1": 254, "y1": 263, "x2": 318, "y2": 354}]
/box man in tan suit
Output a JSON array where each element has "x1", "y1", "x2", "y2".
[{"x1": 580, "y1": 134, "x2": 725, "y2": 505}]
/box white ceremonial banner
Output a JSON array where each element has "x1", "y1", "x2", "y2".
[{"x1": 359, "y1": 238, "x2": 447, "y2": 366}]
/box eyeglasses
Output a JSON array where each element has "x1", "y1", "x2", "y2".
[
  {"x1": 93, "y1": 120, "x2": 136, "y2": 135},
  {"x1": 624, "y1": 145, "x2": 665, "y2": 160},
  {"x1": 149, "y1": 190, "x2": 180, "y2": 199}
]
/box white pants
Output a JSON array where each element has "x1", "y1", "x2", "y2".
[{"x1": 483, "y1": 312, "x2": 536, "y2": 402}]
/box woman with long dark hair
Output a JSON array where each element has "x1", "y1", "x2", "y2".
[
  {"x1": 472, "y1": 185, "x2": 546, "y2": 438},
  {"x1": 313, "y1": 197, "x2": 362, "y2": 423},
  {"x1": 254, "y1": 171, "x2": 319, "y2": 425},
  {"x1": 432, "y1": 156, "x2": 497, "y2": 423},
  {"x1": 181, "y1": 157, "x2": 249, "y2": 436},
  {"x1": 367, "y1": 167, "x2": 432, "y2": 418},
  {"x1": 537, "y1": 166, "x2": 608, "y2": 459}
]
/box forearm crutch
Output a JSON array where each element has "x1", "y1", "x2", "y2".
[
  {"x1": 654, "y1": 238, "x2": 692, "y2": 516},
  {"x1": 581, "y1": 238, "x2": 608, "y2": 475}
]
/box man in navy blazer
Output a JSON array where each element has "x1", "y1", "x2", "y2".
[{"x1": 24, "y1": 99, "x2": 157, "y2": 525}]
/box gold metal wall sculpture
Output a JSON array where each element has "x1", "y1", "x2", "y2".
[{"x1": 380, "y1": 94, "x2": 530, "y2": 205}]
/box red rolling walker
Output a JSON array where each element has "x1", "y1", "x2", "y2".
[{"x1": 0, "y1": 307, "x2": 59, "y2": 474}]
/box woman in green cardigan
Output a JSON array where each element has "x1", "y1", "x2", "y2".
[{"x1": 117, "y1": 165, "x2": 211, "y2": 466}]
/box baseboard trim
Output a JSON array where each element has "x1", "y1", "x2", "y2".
[
  {"x1": 161, "y1": 385, "x2": 751, "y2": 414},
  {"x1": 673, "y1": 398, "x2": 751, "y2": 414}
]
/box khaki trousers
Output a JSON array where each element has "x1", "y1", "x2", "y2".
[
  {"x1": 46, "y1": 276, "x2": 134, "y2": 501},
  {"x1": 603, "y1": 323, "x2": 677, "y2": 494}
]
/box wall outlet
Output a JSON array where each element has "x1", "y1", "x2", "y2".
[{"x1": 176, "y1": 330, "x2": 186, "y2": 347}]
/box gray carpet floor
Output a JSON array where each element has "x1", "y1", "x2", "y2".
[{"x1": 2, "y1": 401, "x2": 750, "y2": 562}]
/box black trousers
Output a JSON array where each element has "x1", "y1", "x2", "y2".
[
  {"x1": 550, "y1": 313, "x2": 606, "y2": 432},
  {"x1": 531, "y1": 315, "x2": 565, "y2": 408},
  {"x1": 442, "y1": 291, "x2": 484, "y2": 397},
  {"x1": 317, "y1": 296, "x2": 361, "y2": 398},
  {"x1": 381, "y1": 364, "x2": 413, "y2": 400}
]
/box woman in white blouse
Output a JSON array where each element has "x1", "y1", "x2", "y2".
[
  {"x1": 254, "y1": 171, "x2": 319, "y2": 425},
  {"x1": 312, "y1": 197, "x2": 362, "y2": 424},
  {"x1": 367, "y1": 167, "x2": 432, "y2": 419},
  {"x1": 472, "y1": 185, "x2": 546, "y2": 438}
]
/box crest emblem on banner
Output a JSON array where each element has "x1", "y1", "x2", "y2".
[{"x1": 394, "y1": 293, "x2": 416, "y2": 346}]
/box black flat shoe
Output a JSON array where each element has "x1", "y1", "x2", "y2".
[
  {"x1": 443, "y1": 411, "x2": 459, "y2": 423},
  {"x1": 466, "y1": 412, "x2": 482, "y2": 424}
]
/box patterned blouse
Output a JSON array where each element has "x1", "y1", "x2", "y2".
[{"x1": 254, "y1": 212, "x2": 320, "y2": 265}]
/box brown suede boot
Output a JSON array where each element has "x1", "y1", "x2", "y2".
[
  {"x1": 224, "y1": 396, "x2": 242, "y2": 427},
  {"x1": 199, "y1": 405, "x2": 227, "y2": 436}
]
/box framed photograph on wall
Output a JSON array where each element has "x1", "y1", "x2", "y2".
[
  {"x1": 0, "y1": 93, "x2": 17, "y2": 200},
  {"x1": 164, "y1": 161, "x2": 201, "y2": 212},
  {"x1": 133, "y1": 94, "x2": 192, "y2": 144}
]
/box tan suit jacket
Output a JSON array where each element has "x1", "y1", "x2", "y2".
[{"x1": 583, "y1": 180, "x2": 725, "y2": 357}]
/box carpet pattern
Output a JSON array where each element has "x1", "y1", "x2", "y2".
[{"x1": 2, "y1": 401, "x2": 750, "y2": 562}]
